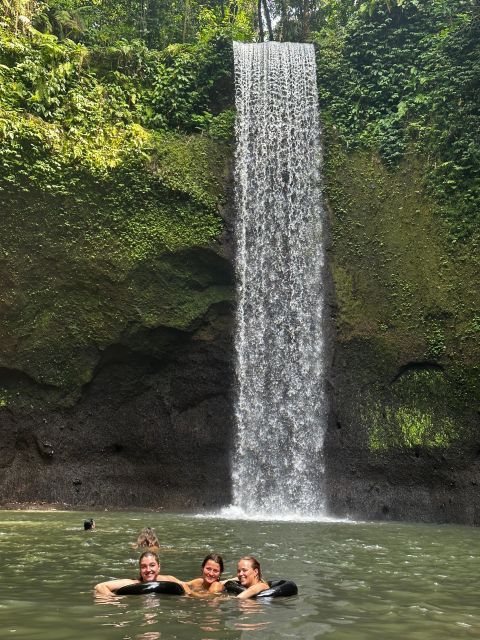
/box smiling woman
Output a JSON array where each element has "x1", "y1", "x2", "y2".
[
  {"x1": 94, "y1": 551, "x2": 188, "y2": 597},
  {"x1": 235, "y1": 556, "x2": 269, "y2": 600},
  {"x1": 184, "y1": 553, "x2": 225, "y2": 594}
]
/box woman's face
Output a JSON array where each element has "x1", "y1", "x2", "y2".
[
  {"x1": 237, "y1": 559, "x2": 258, "y2": 587},
  {"x1": 140, "y1": 556, "x2": 160, "y2": 582},
  {"x1": 202, "y1": 560, "x2": 222, "y2": 585}
]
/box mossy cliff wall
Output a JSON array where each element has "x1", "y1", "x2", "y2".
[
  {"x1": 0, "y1": 23, "x2": 478, "y2": 522},
  {"x1": 313, "y1": 0, "x2": 479, "y2": 523},
  {"x1": 0, "y1": 27, "x2": 239, "y2": 509},
  {"x1": 0, "y1": 125, "x2": 235, "y2": 510},
  {"x1": 2, "y1": 124, "x2": 478, "y2": 520},
  {"x1": 323, "y1": 141, "x2": 480, "y2": 524}
]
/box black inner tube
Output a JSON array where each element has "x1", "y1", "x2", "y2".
[
  {"x1": 223, "y1": 579, "x2": 298, "y2": 598},
  {"x1": 224, "y1": 580, "x2": 247, "y2": 595},
  {"x1": 116, "y1": 581, "x2": 185, "y2": 596},
  {"x1": 256, "y1": 580, "x2": 298, "y2": 598}
]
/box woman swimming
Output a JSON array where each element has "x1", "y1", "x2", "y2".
[
  {"x1": 94, "y1": 551, "x2": 189, "y2": 596},
  {"x1": 131, "y1": 527, "x2": 160, "y2": 552},
  {"x1": 235, "y1": 556, "x2": 269, "y2": 599},
  {"x1": 184, "y1": 553, "x2": 224, "y2": 594}
]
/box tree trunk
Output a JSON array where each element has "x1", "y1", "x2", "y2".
[
  {"x1": 258, "y1": 0, "x2": 265, "y2": 41},
  {"x1": 262, "y1": 0, "x2": 274, "y2": 40}
]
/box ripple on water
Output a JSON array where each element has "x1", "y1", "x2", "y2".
[{"x1": 1, "y1": 512, "x2": 480, "y2": 639}]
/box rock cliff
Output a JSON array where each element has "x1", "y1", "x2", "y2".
[
  {"x1": 323, "y1": 142, "x2": 480, "y2": 524},
  {"x1": 0, "y1": 127, "x2": 236, "y2": 510}
]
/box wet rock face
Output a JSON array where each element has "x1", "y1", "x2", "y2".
[
  {"x1": 322, "y1": 145, "x2": 480, "y2": 526},
  {"x1": 0, "y1": 126, "x2": 236, "y2": 510},
  {"x1": 0, "y1": 302, "x2": 235, "y2": 510},
  {"x1": 1, "y1": 129, "x2": 478, "y2": 524},
  {"x1": 324, "y1": 343, "x2": 480, "y2": 525}
]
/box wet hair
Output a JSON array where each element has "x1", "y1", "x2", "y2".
[
  {"x1": 139, "y1": 550, "x2": 159, "y2": 564},
  {"x1": 201, "y1": 553, "x2": 224, "y2": 573},
  {"x1": 83, "y1": 519, "x2": 94, "y2": 530},
  {"x1": 138, "y1": 551, "x2": 160, "y2": 581},
  {"x1": 136, "y1": 527, "x2": 160, "y2": 549},
  {"x1": 238, "y1": 555, "x2": 263, "y2": 581}
]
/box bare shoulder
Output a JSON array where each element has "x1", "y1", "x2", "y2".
[
  {"x1": 185, "y1": 577, "x2": 203, "y2": 588},
  {"x1": 210, "y1": 581, "x2": 225, "y2": 593}
]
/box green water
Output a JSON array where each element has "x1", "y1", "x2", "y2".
[{"x1": 0, "y1": 511, "x2": 478, "y2": 639}]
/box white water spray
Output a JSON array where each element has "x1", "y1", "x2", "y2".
[{"x1": 231, "y1": 41, "x2": 328, "y2": 518}]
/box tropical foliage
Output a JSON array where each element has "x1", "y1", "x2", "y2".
[
  {"x1": 0, "y1": 0, "x2": 478, "y2": 243},
  {"x1": 313, "y1": 0, "x2": 479, "y2": 242},
  {"x1": 0, "y1": 2, "x2": 248, "y2": 193}
]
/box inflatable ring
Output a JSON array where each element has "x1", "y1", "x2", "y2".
[
  {"x1": 224, "y1": 580, "x2": 246, "y2": 595},
  {"x1": 256, "y1": 580, "x2": 298, "y2": 598},
  {"x1": 223, "y1": 579, "x2": 297, "y2": 598},
  {"x1": 116, "y1": 581, "x2": 185, "y2": 596}
]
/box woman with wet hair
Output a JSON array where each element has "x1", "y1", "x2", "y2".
[
  {"x1": 235, "y1": 556, "x2": 269, "y2": 599},
  {"x1": 94, "y1": 551, "x2": 188, "y2": 596},
  {"x1": 131, "y1": 527, "x2": 160, "y2": 552},
  {"x1": 184, "y1": 553, "x2": 225, "y2": 594}
]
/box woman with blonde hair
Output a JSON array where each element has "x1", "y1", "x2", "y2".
[{"x1": 235, "y1": 556, "x2": 269, "y2": 599}]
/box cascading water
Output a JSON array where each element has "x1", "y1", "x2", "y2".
[{"x1": 231, "y1": 41, "x2": 328, "y2": 519}]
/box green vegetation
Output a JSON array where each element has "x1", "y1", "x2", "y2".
[
  {"x1": 363, "y1": 368, "x2": 465, "y2": 451},
  {"x1": 0, "y1": 0, "x2": 478, "y2": 449},
  {"x1": 0, "y1": 1, "x2": 247, "y2": 396},
  {"x1": 313, "y1": 0, "x2": 479, "y2": 243},
  {"x1": 326, "y1": 143, "x2": 479, "y2": 452},
  {"x1": 368, "y1": 406, "x2": 458, "y2": 451},
  {"x1": 326, "y1": 146, "x2": 478, "y2": 352},
  {"x1": 310, "y1": 0, "x2": 479, "y2": 454},
  {"x1": 1, "y1": 0, "x2": 255, "y2": 48}
]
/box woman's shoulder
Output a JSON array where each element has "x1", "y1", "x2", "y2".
[{"x1": 184, "y1": 577, "x2": 203, "y2": 588}]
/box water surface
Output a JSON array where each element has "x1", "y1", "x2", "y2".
[{"x1": 0, "y1": 511, "x2": 478, "y2": 638}]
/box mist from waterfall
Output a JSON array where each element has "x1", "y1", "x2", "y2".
[{"x1": 231, "y1": 41, "x2": 328, "y2": 519}]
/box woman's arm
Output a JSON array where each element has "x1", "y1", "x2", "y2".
[
  {"x1": 183, "y1": 577, "x2": 203, "y2": 589},
  {"x1": 95, "y1": 579, "x2": 137, "y2": 596},
  {"x1": 236, "y1": 581, "x2": 269, "y2": 600},
  {"x1": 157, "y1": 574, "x2": 191, "y2": 594}
]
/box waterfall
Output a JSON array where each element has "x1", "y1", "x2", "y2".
[{"x1": 231, "y1": 41, "x2": 328, "y2": 518}]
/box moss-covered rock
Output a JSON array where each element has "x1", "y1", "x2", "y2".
[
  {"x1": 323, "y1": 137, "x2": 480, "y2": 523},
  {"x1": 0, "y1": 74, "x2": 236, "y2": 509},
  {"x1": 0, "y1": 121, "x2": 233, "y2": 397}
]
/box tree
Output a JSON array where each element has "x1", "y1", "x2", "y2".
[{"x1": 1, "y1": 0, "x2": 38, "y2": 33}]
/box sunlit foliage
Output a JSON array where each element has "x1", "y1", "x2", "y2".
[{"x1": 313, "y1": 0, "x2": 479, "y2": 242}]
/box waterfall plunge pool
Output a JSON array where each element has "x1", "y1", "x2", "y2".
[{"x1": 1, "y1": 510, "x2": 478, "y2": 639}]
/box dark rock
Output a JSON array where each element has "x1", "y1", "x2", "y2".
[{"x1": 0, "y1": 302, "x2": 234, "y2": 509}]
